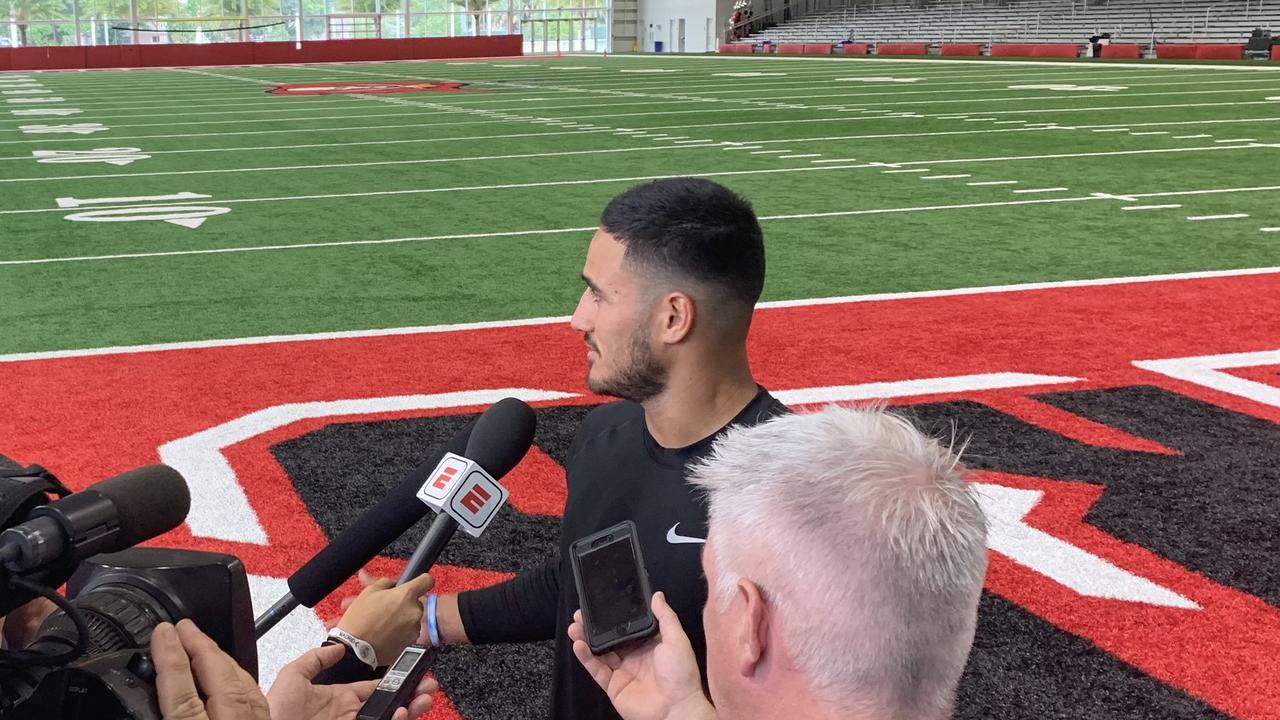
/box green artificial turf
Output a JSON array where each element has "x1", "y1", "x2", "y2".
[{"x1": 2, "y1": 54, "x2": 1279, "y2": 353}]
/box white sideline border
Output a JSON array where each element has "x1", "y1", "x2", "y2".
[{"x1": 2, "y1": 265, "x2": 1276, "y2": 363}]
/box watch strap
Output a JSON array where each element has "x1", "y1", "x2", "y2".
[{"x1": 327, "y1": 627, "x2": 378, "y2": 669}]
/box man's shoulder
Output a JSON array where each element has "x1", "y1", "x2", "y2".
[
  {"x1": 566, "y1": 400, "x2": 643, "y2": 460},
  {"x1": 580, "y1": 399, "x2": 643, "y2": 429}
]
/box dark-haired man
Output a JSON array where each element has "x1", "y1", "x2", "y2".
[{"x1": 428, "y1": 178, "x2": 787, "y2": 720}]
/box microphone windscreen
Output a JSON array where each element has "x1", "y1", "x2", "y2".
[
  {"x1": 91, "y1": 464, "x2": 191, "y2": 547},
  {"x1": 287, "y1": 416, "x2": 477, "y2": 607},
  {"x1": 464, "y1": 397, "x2": 537, "y2": 480}
]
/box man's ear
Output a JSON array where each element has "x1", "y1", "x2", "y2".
[
  {"x1": 734, "y1": 579, "x2": 769, "y2": 678},
  {"x1": 656, "y1": 291, "x2": 696, "y2": 345}
]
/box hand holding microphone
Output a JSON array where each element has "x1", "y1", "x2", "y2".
[{"x1": 331, "y1": 571, "x2": 435, "y2": 668}]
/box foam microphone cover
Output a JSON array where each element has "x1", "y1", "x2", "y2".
[
  {"x1": 287, "y1": 416, "x2": 477, "y2": 607},
  {"x1": 463, "y1": 397, "x2": 537, "y2": 480},
  {"x1": 91, "y1": 464, "x2": 191, "y2": 547}
]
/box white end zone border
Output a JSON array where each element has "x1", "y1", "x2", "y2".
[
  {"x1": 160, "y1": 387, "x2": 577, "y2": 545},
  {"x1": 1135, "y1": 349, "x2": 1280, "y2": 409}
]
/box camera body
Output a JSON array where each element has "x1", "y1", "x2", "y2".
[{"x1": 2, "y1": 548, "x2": 257, "y2": 719}]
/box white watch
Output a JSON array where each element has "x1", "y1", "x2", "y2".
[{"x1": 327, "y1": 627, "x2": 378, "y2": 669}]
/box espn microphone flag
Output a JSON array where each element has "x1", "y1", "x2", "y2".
[{"x1": 416, "y1": 452, "x2": 509, "y2": 538}]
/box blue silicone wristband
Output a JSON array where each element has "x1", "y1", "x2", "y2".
[{"x1": 426, "y1": 593, "x2": 441, "y2": 647}]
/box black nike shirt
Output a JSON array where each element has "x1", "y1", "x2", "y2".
[{"x1": 458, "y1": 388, "x2": 788, "y2": 720}]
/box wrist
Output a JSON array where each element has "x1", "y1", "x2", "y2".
[
  {"x1": 426, "y1": 594, "x2": 442, "y2": 647},
  {"x1": 327, "y1": 627, "x2": 379, "y2": 669},
  {"x1": 668, "y1": 693, "x2": 717, "y2": 720}
]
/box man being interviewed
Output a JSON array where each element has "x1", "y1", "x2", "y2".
[
  {"x1": 429, "y1": 177, "x2": 788, "y2": 719},
  {"x1": 570, "y1": 405, "x2": 990, "y2": 720}
]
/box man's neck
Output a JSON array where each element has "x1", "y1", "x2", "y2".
[{"x1": 641, "y1": 356, "x2": 759, "y2": 449}]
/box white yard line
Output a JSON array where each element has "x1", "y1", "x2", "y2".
[
  {"x1": 968, "y1": 180, "x2": 1018, "y2": 186},
  {"x1": 6, "y1": 184, "x2": 1280, "y2": 266},
  {"x1": 1013, "y1": 187, "x2": 1069, "y2": 193},
  {"x1": 5, "y1": 100, "x2": 1278, "y2": 146},
  {"x1": 921, "y1": 174, "x2": 971, "y2": 179},
  {"x1": 1122, "y1": 204, "x2": 1183, "y2": 211},
  {"x1": 5, "y1": 145, "x2": 1275, "y2": 212},
  {"x1": 1187, "y1": 213, "x2": 1250, "y2": 221},
  {"x1": 5, "y1": 264, "x2": 1277, "y2": 363}
]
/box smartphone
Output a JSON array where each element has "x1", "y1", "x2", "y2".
[{"x1": 569, "y1": 520, "x2": 658, "y2": 655}]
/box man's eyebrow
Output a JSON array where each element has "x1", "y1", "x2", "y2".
[{"x1": 581, "y1": 274, "x2": 603, "y2": 294}]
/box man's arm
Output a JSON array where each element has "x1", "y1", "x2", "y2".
[{"x1": 434, "y1": 556, "x2": 562, "y2": 645}]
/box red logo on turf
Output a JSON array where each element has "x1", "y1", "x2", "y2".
[{"x1": 267, "y1": 81, "x2": 468, "y2": 96}]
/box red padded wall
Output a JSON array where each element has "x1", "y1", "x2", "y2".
[
  {"x1": 0, "y1": 34, "x2": 521, "y2": 71},
  {"x1": 1032, "y1": 43, "x2": 1080, "y2": 57},
  {"x1": 802, "y1": 43, "x2": 831, "y2": 55},
  {"x1": 1156, "y1": 44, "x2": 1199, "y2": 59},
  {"x1": 1273, "y1": 45, "x2": 1280, "y2": 61},
  {"x1": 776, "y1": 43, "x2": 807, "y2": 55},
  {"x1": 842, "y1": 43, "x2": 869, "y2": 55},
  {"x1": 1100, "y1": 43, "x2": 1143, "y2": 59},
  {"x1": 85, "y1": 44, "x2": 142, "y2": 68},
  {"x1": 8, "y1": 46, "x2": 86, "y2": 70},
  {"x1": 1195, "y1": 43, "x2": 1243, "y2": 60},
  {"x1": 876, "y1": 43, "x2": 929, "y2": 55},
  {"x1": 941, "y1": 43, "x2": 982, "y2": 56}
]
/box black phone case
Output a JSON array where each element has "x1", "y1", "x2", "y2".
[{"x1": 569, "y1": 520, "x2": 658, "y2": 655}]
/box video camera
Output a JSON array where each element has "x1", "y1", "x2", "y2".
[{"x1": 0, "y1": 463, "x2": 256, "y2": 720}]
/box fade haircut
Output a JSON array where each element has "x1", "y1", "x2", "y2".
[
  {"x1": 600, "y1": 178, "x2": 765, "y2": 328},
  {"x1": 688, "y1": 406, "x2": 988, "y2": 720}
]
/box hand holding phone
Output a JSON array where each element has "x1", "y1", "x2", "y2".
[{"x1": 570, "y1": 520, "x2": 658, "y2": 655}]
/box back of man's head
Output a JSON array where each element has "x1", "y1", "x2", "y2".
[
  {"x1": 689, "y1": 405, "x2": 988, "y2": 719},
  {"x1": 600, "y1": 177, "x2": 765, "y2": 334}
]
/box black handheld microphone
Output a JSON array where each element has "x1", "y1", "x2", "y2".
[
  {"x1": 0, "y1": 464, "x2": 190, "y2": 615},
  {"x1": 396, "y1": 397, "x2": 536, "y2": 585},
  {"x1": 254, "y1": 416, "x2": 478, "y2": 638}
]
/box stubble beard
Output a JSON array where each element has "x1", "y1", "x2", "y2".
[{"x1": 586, "y1": 325, "x2": 668, "y2": 403}]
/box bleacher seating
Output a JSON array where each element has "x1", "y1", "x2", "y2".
[{"x1": 731, "y1": 0, "x2": 1280, "y2": 50}]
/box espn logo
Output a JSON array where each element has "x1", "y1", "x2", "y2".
[
  {"x1": 415, "y1": 452, "x2": 510, "y2": 537},
  {"x1": 445, "y1": 472, "x2": 508, "y2": 538},
  {"x1": 417, "y1": 454, "x2": 471, "y2": 510}
]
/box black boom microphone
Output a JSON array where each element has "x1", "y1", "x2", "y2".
[
  {"x1": 0, "y1": 464, "x2": 191, "y2": 616},
  {"x1": 397, "y1": 397, "x2": 536, "y2": 585},
  {"x1": 254, "y1": 416, "x2": 479, "y2": 638}
]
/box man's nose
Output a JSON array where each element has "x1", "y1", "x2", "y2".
[{"x1": 570, "y1": 291, "x2": 593, "y2": 332}]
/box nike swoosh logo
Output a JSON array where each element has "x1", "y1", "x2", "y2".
[{"x1": 666, "y1": 523, "x2": 706, "y2": 545}]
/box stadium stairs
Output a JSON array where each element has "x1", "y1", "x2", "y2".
[{"x1": 728, "y1": 0, "x2": 1280, "y2": 55}]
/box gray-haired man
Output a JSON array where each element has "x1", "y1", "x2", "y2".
[{"x1": 571, "y1": 405, "x2": 989, "y2": 720}]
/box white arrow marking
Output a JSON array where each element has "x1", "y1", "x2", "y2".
[{"x1": 975, "y1": 483, "x2": 1199, "y2": 609}]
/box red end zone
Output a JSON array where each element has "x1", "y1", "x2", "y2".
[{"x1": 3, "y1": 272, "x2": 1279, "y2": 719}]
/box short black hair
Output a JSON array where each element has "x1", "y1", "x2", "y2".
[{"x1": 600, "y1": 178, "x2": 766, "y2": 315}]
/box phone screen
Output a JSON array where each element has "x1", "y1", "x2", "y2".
[{"x1": 581, "y1": 536, "x2": 648, "y2": 631}]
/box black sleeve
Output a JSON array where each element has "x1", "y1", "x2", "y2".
[
  {"x1": 311, "y1": 642, "x2": 380, "y2": 685},
  {"x1": 457, "y1": 556, "x2": 562, "y2": 644}
]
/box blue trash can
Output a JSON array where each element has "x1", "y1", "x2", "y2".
[{"x1": 654, "y1": 40, "x2": 664, "y2": 52}]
